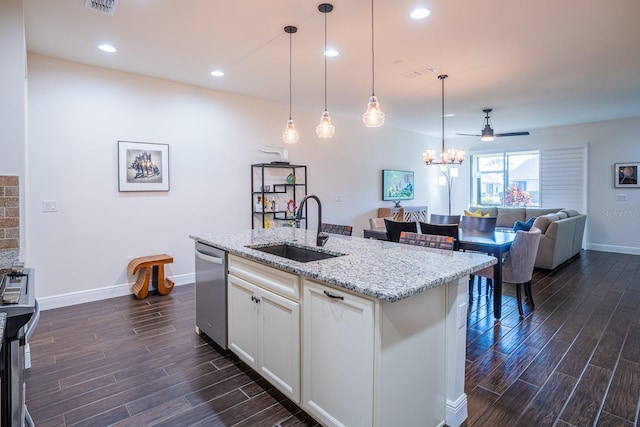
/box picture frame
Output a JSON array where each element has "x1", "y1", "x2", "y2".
[
  {"x1": 118, "y1": 141, "x2": 170, "y2": 192},
  {"x1": 614, "y1": 163, "x2": 639, "y2": 188}
]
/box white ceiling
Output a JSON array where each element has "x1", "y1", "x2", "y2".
[{"x1": 23, "y1": 0, "x2": 640, "y2": 138}]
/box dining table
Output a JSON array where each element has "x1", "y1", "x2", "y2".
[{"x1": 364, "y1": 226, "x2": 516, "y2": 319}]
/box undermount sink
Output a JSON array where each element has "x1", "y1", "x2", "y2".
[{"x1": 248, "y1": 243, "x2": 345, "y2": 263}]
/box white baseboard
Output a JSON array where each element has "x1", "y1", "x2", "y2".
[
  {"x1": 586, "y1": 243, "x2": 640, "y2": 256},
  {"x1": 445, "y1": 394, "x2": 468, "y2": 427},
  {"x1": 37, "y1": 273, "x2": 195, "y2": 311}
]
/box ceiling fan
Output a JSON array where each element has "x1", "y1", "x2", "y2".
[{"x1": 457, "y1": 108, "x2": 530, "y2": 141}]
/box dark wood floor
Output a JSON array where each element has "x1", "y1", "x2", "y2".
[{"x1": 26, "y1": 250, "x2": 640, "y2": 426}]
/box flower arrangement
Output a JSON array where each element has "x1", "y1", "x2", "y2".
[{"x1": 505, "y1": 186, "x2": 533, "y2": 207}]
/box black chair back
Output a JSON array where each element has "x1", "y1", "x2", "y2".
[
  {"x1": 384, "y1": 219, "x2": 417, "y2": 243},
  {"x1": 419, "y1": 222, "x2": 459, "y2": 250},
  {"x1": 460, "y1": 216, "x2": 497, "y2": 233},
  {"x1": 429, "y1": 214, "x2": 461, "y2": 225}
]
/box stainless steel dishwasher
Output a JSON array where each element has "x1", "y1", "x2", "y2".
[{"x1": 194, "y1": 241, "x2": 228, "y2": 349}]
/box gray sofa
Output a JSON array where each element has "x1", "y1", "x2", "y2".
[
  {"x1": 467, "y1": 206, "x2": 586, "y2": 270},
  {"x1": 468, "y1": 206, "x2": 563, "y2": 229},
  {"x1": 531, "y1": 210, "x2": 586, "y2": 270}
]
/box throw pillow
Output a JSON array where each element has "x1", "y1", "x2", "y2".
[
  {"x1": 513, "y1": 216, "x2": 536, "y2": 232},
  {"x1": 464, "y1": 209, "x2": 490, "y2": 218}
]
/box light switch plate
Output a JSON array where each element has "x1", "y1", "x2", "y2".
[
  {"x1": 43, "y1": 200, "x2": 58, "y2": 212},
  {"x1": 615, "y1": 194, "x2": 627, "y2": 201}
]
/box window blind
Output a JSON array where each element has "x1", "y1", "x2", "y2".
[{"x1": 540, "y1": 146, "x2": 587, "y2": 212}]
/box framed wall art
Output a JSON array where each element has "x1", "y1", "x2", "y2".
[
  {"x1": 614, "y1": 163, "x2": 639, "y2": 188},
  {"x1": 118, "y1": 141, "x2": 170, "y2": 192}
]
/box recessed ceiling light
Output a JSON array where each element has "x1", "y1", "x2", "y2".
[
  {"x1": 97, "y1": 44, "x2": 117, "y2": 53},
  {"x1": 324, "y1": 49, "x2": 339, "y2": 57},
  {"x1": 210, "y1": 70, "x2": 225, "y2": 77},
  {"x1": 410, "y1": 8, "x2": 431, "y2": 20},
  {"x1": 442, "y1": 113, "x2": 456, "y2": 118}
]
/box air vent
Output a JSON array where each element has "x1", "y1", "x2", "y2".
[
  {"x1": 400, "y1": 65, "x2": 437, "y2": 79},
  {"x1": 84, "y1": 0, "x2": 119, "y2": 16}
]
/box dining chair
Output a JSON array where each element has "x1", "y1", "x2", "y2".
[
  {"x1": 384, "y1": 219, "x2": 417, "y2": 243},
  {"x1": 474, "y1": 227, "x2": 542, "y2": 316},
  {"x1": 460, "y1": 215, "x2": 498, "y2": 233},
  {"x1": 429, "y1": 214, "x2": 461, "y2": 225},
  {"x1": 461, "y1": 215, "x2": 498, "y2": 297},
  {"x1": 418, "y1": 222, "x2": 459, "y2": 250},
  {"x1": 399, "y1": 231, "x2": 455, "y2": 250},
  {"x1": 320, "y1": 223, "x2": 353, "y2": 236}
]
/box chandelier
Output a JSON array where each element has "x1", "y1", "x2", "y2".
[{"x1": 422, "y1": 74, "x2": 465, "y2": 165}]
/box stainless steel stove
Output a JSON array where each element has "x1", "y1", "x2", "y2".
[{"x1": 0, "y1": 267, "x2": 39, "y2": 427}]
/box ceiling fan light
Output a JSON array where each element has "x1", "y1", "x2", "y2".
[
  {"x1": 363, "y1": 96, "x2": 385, "y2": 127},
  {"x1": 316, "y1": 111, "x2": 335, "y2": 139},
  {"x1": 283, "y1": 119, "x2": 299, "y2": 144},
  {"x1": 481, "y1": 124, "x2": 495, "y2": 141}
]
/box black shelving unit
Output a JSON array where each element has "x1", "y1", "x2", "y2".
[{"x1": 251, "y1": 163, "x2": 308, "y2": 229}]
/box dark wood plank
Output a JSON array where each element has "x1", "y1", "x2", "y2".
[
  {"x1": 23, "y1": 250, "x2": 640, "y2": 427},
  {"x1": 558, "y1": 364, "x2": 613, "y2": 426}
]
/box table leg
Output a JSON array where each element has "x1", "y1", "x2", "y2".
[{"x1": 493, "y1": 249, "x2": 503, "y2": 319}]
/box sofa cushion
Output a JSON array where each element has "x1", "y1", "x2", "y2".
[
  {"x1": 532, "y1": 213, "x2": 560, "y2": 233},
  {"x1": 513, "y1": 216, "x2": 536, "y2": 232},
  {"x1": 497, "y1": 208, "x2": 526, "y2": 227},
  {"x1": 560, "y1": 209, "x2": 580, "y2": 217},
  {"x1": 525, "y1": 208, "x2": 564, "y2": 221},
  {"x1": 556, "y1": 211, "x2": 568, "y2": 219}
]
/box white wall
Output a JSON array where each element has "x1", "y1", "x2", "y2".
[
  {"x1": 0, "y1": 0, "x2": 27, "y2": 256},
  {"x1": 26, "y1": 54, "x2": 433, "y2": 307},
  {"x1": 25, "y1": 54, "x2": 640, "y2": 309}
]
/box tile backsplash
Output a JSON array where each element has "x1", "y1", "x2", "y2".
[{"x1": 0, "y1": 176, "x2": 19, "y2": 268}]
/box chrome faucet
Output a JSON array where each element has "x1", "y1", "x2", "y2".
[{"x1": 295, "y1": 194, "x2": 329, "y2": 247}]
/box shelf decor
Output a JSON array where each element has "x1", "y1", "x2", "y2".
[{"x1": 118, "y1": 141, "x2": 169, "y2": 192}]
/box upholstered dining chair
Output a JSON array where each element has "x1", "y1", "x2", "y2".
[
  {"x1": 474, "y1": 227, "x2": 542, "y2": 316},
  {"x1": 419, "y1": 222, "x2": 459, "y2": 250},
  {"x1": 429, "y1": 214, "x2": 461, "y2": 225},
  {"x1": 399, "y1": 231, "x2": 455, "y2": 250},
  {"x1": 384, "y1": 219, "x2": 417, "y2": 243},
  {"x1": 321, "y1": 223, "x2": 353, "y2": 236}
]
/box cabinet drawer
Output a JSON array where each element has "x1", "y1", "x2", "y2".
[{"x1": 229, "y1": 254, "x2": 300, "y2": 300}]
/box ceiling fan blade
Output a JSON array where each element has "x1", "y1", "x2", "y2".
[
  {"x1": 455, "y1": 133, "x2": 481, "y2": 137},
  {"x1": 495, "y1": 131, "x2": 530, "y2": 137}
]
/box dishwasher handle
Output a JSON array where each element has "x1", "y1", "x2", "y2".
[{"x1": 196, "y1": 249, "x2": 224, "y2": 265}]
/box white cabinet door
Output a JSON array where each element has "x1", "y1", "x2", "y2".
[
  {"x1": 228, "y1": 273, "x2": 301, "y2": 403},
  {"x1": 303, "y1": 280, "x2": 375, "y2": 427},
  {"x1": 228, "y1": 274, "x2": 259, "y2": 368},
  {"x1": 258, "y1": 288, "x2": 300, "y2": 402}
]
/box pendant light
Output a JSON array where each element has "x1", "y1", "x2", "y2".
[
  {"x1": 316, "y1": 3, "x2": 335, "y2": 139},
  {"x1": 282, "y1": 25, "x2": 299, "y2": 144},
  {"x1": 422, "y1": 74, "x2": 465, "y2": 165},
  {"x1": 362, "y1": 0, "x2": 385, "y2": 127}
]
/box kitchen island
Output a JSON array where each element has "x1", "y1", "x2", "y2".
[{"x1": 191, "y1": 228, "x2": 495, "y2": 427}]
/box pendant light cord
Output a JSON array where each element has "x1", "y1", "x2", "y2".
[
  {"x1": 371, "y1": 0, "x2": 375, "y2": 96},
  {"x1": 440, "y1": 74, "x2": 447, "y2": 157},
  {"x1": 323, "y1": 10, "x2": 328, "y2": 111},
  {"x1": 288, "y1": 31, "x2": 293, "y2": 120}
]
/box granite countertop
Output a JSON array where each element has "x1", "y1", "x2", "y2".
[{"x1": 190, "y1": 228, "x2": 496, "y2": 302}]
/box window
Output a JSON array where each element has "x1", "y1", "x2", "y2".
[{"x1": 470, "y1": 151, "x2": 540, "y2": 207}]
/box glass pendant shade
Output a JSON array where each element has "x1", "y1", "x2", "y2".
[
  {"x1": 283, "y1": 119, "x2": 299, "y2": 144},
  {"x1": 316, "y1": 110, "x2": 335, "y2": 139},
  {"x1": 363, "y1": 95, "x2": 385, "y2": 127}
]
